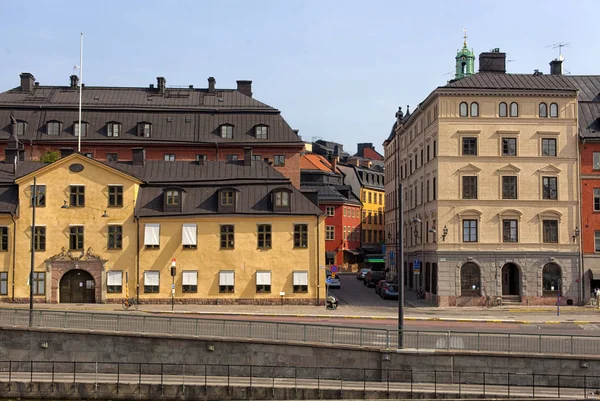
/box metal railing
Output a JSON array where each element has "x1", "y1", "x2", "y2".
[
  {"x1": 1, "y1": 308, "x2": 599, "y2": 355},
  {"x1": 0, "y1": 360, "x2": 598, "y2": 399}
]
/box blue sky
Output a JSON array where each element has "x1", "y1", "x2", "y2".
[{"x1": 1, "y1": 0, "x2": 598, "y2": 154}]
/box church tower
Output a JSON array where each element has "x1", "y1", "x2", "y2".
[{"x1": 455, "y1": 30, "x2": 475, "y2": 80}]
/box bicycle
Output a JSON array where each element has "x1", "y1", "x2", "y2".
[
  {"x1": 122, "y1": 297, "x2": 139, "y2": 310},
  {"x1": 485, "y1": 295, "x2": 502, "y2": 308}
]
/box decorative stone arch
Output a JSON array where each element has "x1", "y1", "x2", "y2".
[
  {"x1": 540, "y1": 259, "x2": 565, "y2": 297},
  {"x1": 45, "y1": 247, "x2": 108, "y2": 304},
  {"x1": 455, "y1": 257, "x2": 483, "y2": 297}
]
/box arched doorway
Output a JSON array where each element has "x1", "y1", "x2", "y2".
[
  {"x1": 60, "y1": 269, "x2": 96, "y2": 303},
  {"x1": 501, "y1": 263, "x2": 520, "y2": 296}
]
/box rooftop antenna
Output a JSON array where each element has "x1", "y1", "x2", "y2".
[{"x1": 546, "y1": 42, "x2": 570, "y2": 60}]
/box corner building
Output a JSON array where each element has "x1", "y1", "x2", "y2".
[{"x1": 385, "y1": 50, "x2": 581, "y2": 306}]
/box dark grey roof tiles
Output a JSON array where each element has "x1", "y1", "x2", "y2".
[
  {"x1": 444, "y1": 73, "x2": 577, "y2": 91},
  {"x1": 300, "y1": 184, "x2": 361, "y2": 205},
  {"x1": 579, "y1": 103, "x2": 600, "y2": 138},
  {"x1": 566, "y1": 76, "x2": 600, "y2": 102},
  {"x1": 0, "y1": 186, "x2": 17, "y2": 214}
]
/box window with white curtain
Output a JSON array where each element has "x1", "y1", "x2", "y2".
[
  {"x1": 107, "y1": 271, "x2": 123, "y2": 293},
  {"x1": 144, "y1": 271, "x2": 160, "y2": 293},
  {"x1": 293, "y1": 271, "x2": 308, "y2": 293},
  {"x1": 182, "y1": 271, "x2": 198, "y2": 293},
  {"x1": 144, "y1": 224, "x2": 160, "y2": 248},
  {"x1": 182, "y1": 224, "x2": 197, "y2": 248},
  {"x1": 219, "y1": 271, "x2": 234, "y2": 293},
  {"x1": 256, "y1": 271, "x2": 271, "y2": 293}
]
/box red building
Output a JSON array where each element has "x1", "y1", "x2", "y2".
[
  {"x1": 300, "y1": 154, "x2": 362, "y2": 267},
  {"x1": 0, "y1": 74, "x2": 303, "y2": 187}
]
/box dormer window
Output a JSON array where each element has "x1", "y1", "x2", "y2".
[
  {"x1": 163, "y1": 188, "x2": 184, "y2": 212},
  {"x1": 74, "y1": 122, "x2": 88, "y2": 137},
  {"x1": 255, "y1": 125, "x2": 268, "y2": 139},
  {"x1": 107, "y1": 122, "x2": 121, "y2": 137},
  {"x1": 273, "y1": 189, "x2": 291, "y2": 212},
  {"x1": 218, "y1": 188, "x2": 236, "y2": 213},
  {"x1": 47, "y1": 121, "x2": 61, "y2": 136},
  {"x1": 221, "y1": 190, "x2": 234, "y2": 206},
  {"x1": 137, "y1": 122, "x2": 152, "y2": 137},
  {"x1": 15, "y1": 121, "x2": 26, "y2": 136},
  {"x1": 166, "y1": 190, "x2": 180, "y2": 206},
  {"x1": 220, "y1": 124, "x2": 233, "y2": 139}
]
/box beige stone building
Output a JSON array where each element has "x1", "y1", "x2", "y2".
[{"x1": 385, "y1": 49, "x2": 581, "y2": 306}]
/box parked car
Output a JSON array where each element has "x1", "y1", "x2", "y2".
[
  {"x1": 326, "y1": 270, "x2": 341, "y2": 289},
  {"x1": 380, "y1": 283, "x2": 399, "y2": 300},
  {"x1": 364, "y1": 270, "x2": 386, "y2": 288},
  {"x1": 375, "y1": 279, "x2": 389, "y2": 295},
  {"x1": 356, "y1": 268, "x2": 371, "y2": 280}
]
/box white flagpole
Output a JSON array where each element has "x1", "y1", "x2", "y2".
[{"x1": 78, "y1": 33, "x2": 83, "y2": 152}]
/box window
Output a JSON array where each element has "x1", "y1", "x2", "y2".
[
  {"x1": 594, "y1": 153, "x2": 600, "y2": 170},
  {"x1": 503, "y1": 220, "x2": 518, "y2": 242},
  {"x1": 220, "y1": 190, "x2": 234, "y2": 206},
  {"x1": 274, "y1": 155, "x2": 285, "y2": 166},
  {"x1": 0, "y1": 227, "x2": 7, "y2": 251},
  {"x1": 257, "y1": 224, "x2": 272, "y2": 249},
  {"x1": 144, "y1": 223, "x2": 160, "y2": 248},
  {"x1": 595, "y1": 232, "x2": 600, "y2": 253},
  {"x1": 549, "y1": 103, "x2": 558, "y2": 118},
  {"x1": 595, "y1": 188, "x2": 600, "y2": 211},
  {"x1": 0, "y1": 272, "x2": 7, "y2": 295},
  {"x1": 462, "y1": 137, "x2": 477, "y2": 155},
  {"x1": 30, "y1": 185, "x2": 46, "y2": 207},
  {"x1": 220, "y1": 225, "x2": 234, "y2": 249},
  {"x1": 293, "y1": 271, "x2": 308, "y2": 293},
  {"x1": 138, "y1": 122, "x2": 151, "y2": 137},
  {"x1": 74, "y1": 122, "x2": 88, "y2": 137},
  {"x1": 182, "y1": 271, "x2": 198, "y2": 293},
  {"x1": 34, "y1": 226, "x2": 46, "y2": 251},
  {"x1": 69, "y1": 185, "x2": 85, "y2": 206},
  {"x1": 510, "y1": 102, "x2": 519, "y2": 117},
  {"x1": 326, "y1": 253, "x2": 335, "y2": 265},
  {"x1": 502, "y1": 138, "x2": 516, "y2": 156},
  {"x1": 459, "y1": 102, "x2": 468, "y2": 117},
  {"x1": 107, "y1": 271, "x2": 122, "y2": 293},
  {"x1": 470, "y1": 102, "x2": 479, "y2": 117},
  {"x1": 499, "y1": 102, "x2": 508, "y2": 117},
  {"x1": 196, "y1": 154, "x2": 207, "y2": 162},
  {"x1": 219, "y1": 271, "x2": 234, "y2": 293},
  {"x1": 255, "y1": 126, "x2": 268, "y2": 139},
  {"x1": 433, "y1": 140, "x2": 436, "y2": 158},
  {"x1": 274, "y1": 191, "x2": 289, "y2": 207},
  {"x1": 326, "y1": 206, "x2": 334, "y2": 216},
  {"x1": 83, "y1": 153, "x2": 93, "y2": 158},
  {"x1": 182, "y1": 224, "x2": 197, "y2": 249},
  {"x1": 69, "y1": 226, "x2": 84, "y2": 250},
  {"x1": 542, "y1": 177, "x2": 558, "y2": 200},
  {"x1": 460, "y1": 263, "x2": 480, "y2": 296},
  {"x1": 368, "y1": 192, "x2": 372, "y2": 203},
  {"x1": 108, "y1": 225, "x2": 122, "y2": 249},
  {"x1": 462, "y1": 176, "x2": 477, "y2": 199},
  {"x1": 542, "y1": 263, "x2": 561, "y2": 296},
  {"x1": 502, "y1": 176, "x2": 517, "y2": 199},
  {"x1": 256, "y1": 271, "x2": 271, "y2": 293},
  {"x1": 16, "y1": 121, "x2": 26, "y2": 136},
  {"x1": 433, "y1": 177, "x2": 437, "y2": 200},
  {"x1": 378, "y1": 193, "x2": 382, "y2": 205},
  {"x1": 226, "y1": 154, "x2": 238, "y2": 161},
  {"x1": 463, "y1": 219, "x2": 478, "y2": 242},
  {"x1": 252, "y1": 154, "x2": 262, "y2": 161},
  {"x1": 107, "y1": 122, "x2": 121, "y2": 137},
  {"x1": 426, "y1": 145, "x2": 430, "y2": 162},
  {"x1": 108, "y1": 185, "x2": 123, "y2": 207},
  {"x1": 107, "y1": 153, "x2": 118, "y2": 162},
  {"x1": 166, "y1": 190, "x2": 180, "y2": 206},
  {"x1": 539, "y1": 103, "x2": 548, "y2": 118},
  {"x1": 343, "y1": 226, "x2": 347, "y2": 240},
  {"x1": 543, "y1": 220, "x2": 559, "y2": 243},
  {"x1": 542, "y1": 138, "x2": 556, "y2": 156},
  {"x1": 47, "y1": 121, "x2": 60, "y2": 136},
  {"x1": 32, "y1": 272, "x2": 45, "y2": 295},
  {"x1": 164, "y1": 154, "x2": 176, "y2": 161},
  {"x1": 144, "y1": 271, "x2": 160, "y2": 293},
  {"x1": 294, "y1": 224, "x2": 308, "y2": 248},
  {"x1": 220, "y1": 125, "x2": 233, "y2": 138}
]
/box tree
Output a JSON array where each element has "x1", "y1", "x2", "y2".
[{"x1": 39, "y1": 150, "x2": 60, "y2": 163}]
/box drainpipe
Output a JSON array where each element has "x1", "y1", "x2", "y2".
[
  {"x1": 316, "y1": 214, "x2": 320, "y2": 305},
  {"x1": 136, "y1": 217, "x2": 140, "y2": 303},
  {"x1": 577, "y1": 135, "x2": 584, "y2": 305},
  {"x1": 10, "y1": 212, "x2": 16, "y2": 302}
]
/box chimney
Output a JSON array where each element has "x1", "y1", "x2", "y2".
[
  {"x1": 208, "y1": 77, "x2": 216, "y2": 93},
  {"x1": 157, "y1": 77, "x2": 166, "y2": 94},
  {"x1": 20, "y1": 73, "x2": 35, "y2": 92},
  {"x1": 243, "y1": 147, "x2": 252, "y2": 166},
  {"x1": 331, "y1": 157, "x2": 338, "y2": 172},
  {"x1": 550, "y1": 59, "x2": 563, "y2": 75},
  {"x1": 132, "y1": 148, "x2": 146, "y2": 166},
  {"x1": 59, "y1": 148, "x2": 75, "y2": 158},
  {"x1": 236, "y1": 80, "x2": 253, "y2": 97},
  {"x1": 69, "y1": 75, "x2": 79, "y2": 88},
  {"x1": 303, "y1": 190, "x2": 319, "y2": 206},
  {"x1": 478, "y1": 50, "x2": 506, "y2": 74}
]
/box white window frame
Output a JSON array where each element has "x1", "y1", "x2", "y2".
[
  {"x1": 144, "y1": 223, "x2": 160, "y2": 247},
  {"x1": 219, "y1": 271, "x2": 235, "y2": 292},
  {"x1": 325, "y1": 225, "x2": 335, "y2": 241},
  {"x1": 182, "y1": 270, "x2": 198, "y2": 293},
  {"x1": 182, "y1": 224, "x2": 197, "y2": 248},
  {"x1": 107, "y1": 271, "x2": 123, "y2": 293},
  {"x1": 144, "y1": 271, "x2": 160, "y2": 293},
  {"x1": 293, "y1": 271, "x2": 308, "y2": 287}
]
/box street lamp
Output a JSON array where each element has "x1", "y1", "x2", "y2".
[
  {"x1": 441, "y1": 225, "x2": 448, "y2": 242},
  {"x1": 428, "y1": 227, "x2": 437, "y2": 243},
  {"x1": 572, "y1": 227, "x2": 580, "y2": 243}
]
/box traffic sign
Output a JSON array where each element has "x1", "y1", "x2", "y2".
[
  {"x1": 172, "y1": 284, "x2": 175, "y2": 289},
  {"x1": 331, "y1": 272, "x2": 336, "y2": 278},
  {"x1": 414, "y1": 259, "x2": 421, "y2": 274},
  {"x1": 389, "y1": 251, "x2": 395, "y2": 260},
  {"x1": 331, "y1": 265, "x2": 338, "y2": 273}
]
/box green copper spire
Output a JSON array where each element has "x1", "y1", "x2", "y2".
[{"x1": 455, "y1": 29, "x2": 475, "y2": 79}]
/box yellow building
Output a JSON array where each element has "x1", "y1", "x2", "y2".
[
  {"x1": 0, "y1": 142, "x2": 325, "y2": 304},
  {"x1": 385, "y1": 48, "x2": 580, "y2": 306}
]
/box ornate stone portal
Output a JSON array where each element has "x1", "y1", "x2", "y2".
[{"x1": 45, "y1": 247, "x2": 108, "y2": 303}]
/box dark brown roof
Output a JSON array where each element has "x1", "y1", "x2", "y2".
[
  {"x1": 0, "y1": 161, "x2": 47, "y2": 183},
  {"x1": 300, "y1": 184, "x2": 361, "y2": 206},
  {"x1": 444, "y1": 73, "x2": 577, "y2": 92},
  {"x1": 0, "y1": 186, "x2": 17, "y2": 214}
]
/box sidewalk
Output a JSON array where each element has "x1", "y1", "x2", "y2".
[{"x1": 3, "y1": 301, "x2": 600, "y2": 325}]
